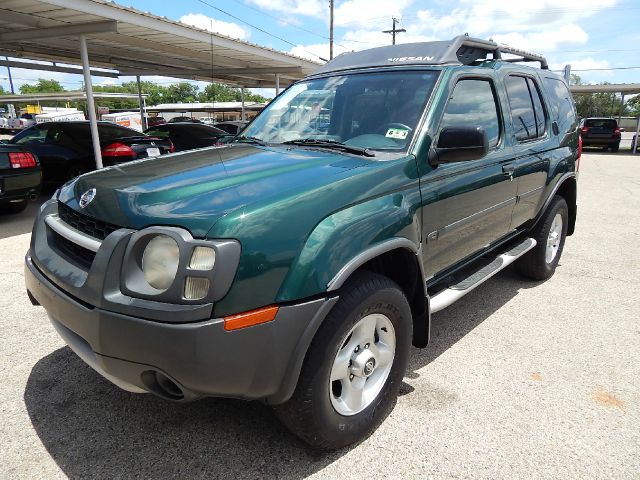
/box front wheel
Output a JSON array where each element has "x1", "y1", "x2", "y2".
[
  {"x1": 517, "y1": 195, "x2": 568, "y2": 280},
  {"x1": 275, "y1": 272, "x2": 412, "y2": 450}
]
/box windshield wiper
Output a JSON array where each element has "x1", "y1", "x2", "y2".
[
  {"x1": 233, "y1": 135, "x2": 267, "y2": 145},
  {"x1": 281, "y1": 138, "x2": 375, "y2": 157}
]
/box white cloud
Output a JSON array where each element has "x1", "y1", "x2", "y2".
[
  {"x1": 492, "y1": 25, "x2": 589, "y2": 53},
  {"x1": 246, "y1": 0, "x2": 325, "y2": 17},
  {"x1": 179, "y1": 13, "x2": 249, "y2": 40},
  {"x1": 333, "y1": 0, "x2": 414, "y2": 28}
]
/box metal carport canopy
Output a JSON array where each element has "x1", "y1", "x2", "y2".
[
  {"x1": 0, "y1": 0, "x2": 321, "y2": 168},
  {"x1": 0, "y1": 0, "x2": 321, "y2": 88}
]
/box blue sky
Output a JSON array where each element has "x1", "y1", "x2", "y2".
[{"x1": 2, "y1": 0, "x2": 639, "y2": 97}]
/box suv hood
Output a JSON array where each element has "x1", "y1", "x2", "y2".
[{"x1": 58, "y1": 144, "x2": 370, "y2": 237}]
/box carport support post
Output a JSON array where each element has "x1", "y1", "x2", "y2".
[
  {"x1": 79, "y1": 34, "x2": 103, "y2": 169},
  {"x1": 275, "y1": 74, "x2": 280, "y2": 96},
  {"x1": 136, "y1": 75, "x2": 146, "y2": 130},
  {"x1": 240, "y1": 87, "x2": 245, "y2": 121}
]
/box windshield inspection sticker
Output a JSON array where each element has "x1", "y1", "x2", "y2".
[{"x1": 385, "y1": 128, "x2": 409, "y2": 139}]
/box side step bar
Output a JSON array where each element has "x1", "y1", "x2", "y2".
[{"x1": 429, "y1": 238, "x2": 537, "y2": 314}]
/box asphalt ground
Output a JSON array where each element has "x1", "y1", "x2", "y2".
[{"x1": 1, "y1": 151, "x2": 638, "y2": 479}]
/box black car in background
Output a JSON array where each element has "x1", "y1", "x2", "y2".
[
  {"x1": 0, "y1": 143, "x2": 42, "y2": 214},
  {"x1": 143, "y1": 123, "x2": 231, "y2": 151},
  {"x1": 168, "y1": 116, "x2": 201, "y2": 124},
  {"x1": 214, "y1": 121, "x2": 248, "y2": 135},
  {"x1": 10, "y1": 121, "x2": 173, "y2": 185},
  {"x1": 580, "y1": 117, "x2": 621, "y2": 152}
]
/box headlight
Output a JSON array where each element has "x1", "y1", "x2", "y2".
[
  {"x1": 142, "y1": 235, "x2": 180, "y2": 290},
  {"x1": 121, "y1": 226, "x2": 241, "y2": 305}
]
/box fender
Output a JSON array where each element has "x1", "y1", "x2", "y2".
[
  {"x1": 276, "y1": 187, "x2": 422, "y2": 302},
  {"x1": 327, "y1": 237, "x2": 419, "y2": 291},
  {"x1": 533, "y1": 171, "x2": 577, "y2": 230}
]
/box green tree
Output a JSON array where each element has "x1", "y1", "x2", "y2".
[
  {"x1": 198, "y1": 83, "x2": 269, "y2": 103},
  {"x1": 627, "y1": 95, "x2": 640, "y2": 117},
  {"x1": 165, "y1": 82, "x2": 199, "y2": 103},
  {"x1": 19, "y1": 79, "x2": 65, "y2": 94},
  {"x1": 0, "y1": 85, "x2": 7, "y2": 95}
]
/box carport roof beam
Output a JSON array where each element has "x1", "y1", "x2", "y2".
[
  {"x1": 0, "y1": 20, "x2": 117, "y2": 42},
  {"x1": 0, "y1": 59, "x2": 119, "y2": 78}
]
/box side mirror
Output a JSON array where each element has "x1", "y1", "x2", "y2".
[{"x1": 430, "y1": 126, "x2": 489, "y2": 165}]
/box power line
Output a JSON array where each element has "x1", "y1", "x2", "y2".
[
  {"x1": 194, "y1": 0, "x2": 327, "y2": 61},
  {"x1": 552, "y1": 66, "x2": 640, "y2": 72}
]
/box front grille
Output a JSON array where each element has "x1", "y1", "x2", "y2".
[
  {"x1": 49, "y1": 230, "x2": 96, "y2": 269},
  {"x1": 58, "y1": 201, "x2": 121, "y2": 240}
]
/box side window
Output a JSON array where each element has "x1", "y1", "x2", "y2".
[
  {"x1": 440, "y1": 79, "x2": 501, "y2": 148},
  {"x1": 527, "y1": 78, "x2": 547, "y2": 137},
  {"x1": 543, "y1": 77, "x2": 578, "y2": 134},
  {"x1": 505, "y1": 76, "x2": 537, "y2": 141},
  {"x1": 12, "y1": 125, "x2": 48, "y2": 145}
]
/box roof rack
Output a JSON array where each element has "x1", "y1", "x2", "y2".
[
  {"x1": 310, "y1": 35, "x2": 549, "y2": 76},
  {"x1": 444, "y1": 35, "x2": 548, "y2": 69}
]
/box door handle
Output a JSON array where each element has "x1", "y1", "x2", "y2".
[{"x1": 502, "y1": 164, "x2": 515, "y2": 180}]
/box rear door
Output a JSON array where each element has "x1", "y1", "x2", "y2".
[
  {"x1": 420, "y1": 74, "x2": 518, "y2": 278},
  {"x1": 503, "y1": 74, "x2": 552, "y2": 228}
]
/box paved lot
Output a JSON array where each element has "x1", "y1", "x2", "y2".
[{"x1": 1, "y1": 152, "x2": 638, "y2": 479}]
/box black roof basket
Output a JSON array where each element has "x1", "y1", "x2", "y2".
[
  {"x1": 311, "y1": 35, "x2": 549, "y2": 76},
  {"x1": 442, "y1": 35, "x2": 548, "y2": 69}
]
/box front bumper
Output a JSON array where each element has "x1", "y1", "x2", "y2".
[{"x1": 26, "y1": 254, "x2": 337, "y2": 403}]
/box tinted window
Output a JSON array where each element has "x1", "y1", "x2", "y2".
[
  {"x1": 528, "y1": 78, "x2": 546, "y2": 137},
  {"x1": 440, "y1": 79, "x2": 501, "y2": 147},
  {"x1": 99, "y1": 124, "x2": 141, "y2": 141},
  {"x1": 585, "y1": 119, "x2": 617, "y2": 129},
  {"x1": 181, "y1": 124, "x2": 227, "y2": 136},
  {"x1": 145, "y1": 126, "x2": 170, "y2": 138},
  {"x1": 542, "y1": 77, "x2": 577, "y2": 134},
  {"x1": 505, "y1": 76, "x2": 537, "y2": 141},
  {"x1": 12, "y1": 125, "x2": 48, "y2": 145}
]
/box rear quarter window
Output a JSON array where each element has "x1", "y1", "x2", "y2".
[{"x1": 542, "y1": 77, "x2": 578, "y2": 134}]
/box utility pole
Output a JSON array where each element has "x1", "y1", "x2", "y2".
[
  {"x1": 382, "y1": 17, "x2": 406, "y2": 45},
  {"x1": 329, "y1": 0, "x2": 334, "y2": 60}
]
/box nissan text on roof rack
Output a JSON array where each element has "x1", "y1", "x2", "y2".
[{"x1": 25, "y1": 35, "x2": 579, "y2": 449}]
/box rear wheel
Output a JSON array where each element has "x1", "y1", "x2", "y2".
[
  {"x1": 611, "y1": 143, "x2": 619, "y2": 153},
  {"x1": 274, "y1": 272, "x2": 412, "y2": 450},
  {"x1": 517, "y1": 196, "x2": 568, "y2": 280}
]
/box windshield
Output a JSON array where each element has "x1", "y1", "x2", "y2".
[{"x1": 241, "y1": 70, "x2": 439, "y2": 154}]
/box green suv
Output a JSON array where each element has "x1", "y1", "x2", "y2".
[{"x1": 25, "y1": 36, "x2": 579, "y2": 449}]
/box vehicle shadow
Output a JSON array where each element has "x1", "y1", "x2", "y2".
[
  {"x1": 0, "y1": 196, "x2": 46, "y2": 240},
  {"x1": 23, "y1": 265, "x2": 542, "y2": 479}
]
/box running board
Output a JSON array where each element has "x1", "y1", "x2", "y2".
[{"x1": 429, "y1": 238, "x2": 537, "y2": 314}]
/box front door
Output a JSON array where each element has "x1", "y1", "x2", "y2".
[{"x1": 419, "y1": 76, "x2": 518, "y2": 279}]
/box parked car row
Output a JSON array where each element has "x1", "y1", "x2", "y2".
[{"x1": 0, "y1": 118, "x2": 248, "y2": 213}]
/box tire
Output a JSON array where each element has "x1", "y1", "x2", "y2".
[
  {"x1": 1, "y1": 199, "x2": 28, "y2": 214},
  {"x1": 274, "y1": 271, "x2": 412, "y2": 450},
  {"x1": 611, "y1": 143, "x2": 619, "y2": 153},
  {"x1": 517, "y1": 195, "x2": 568, "y2": 281}
]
